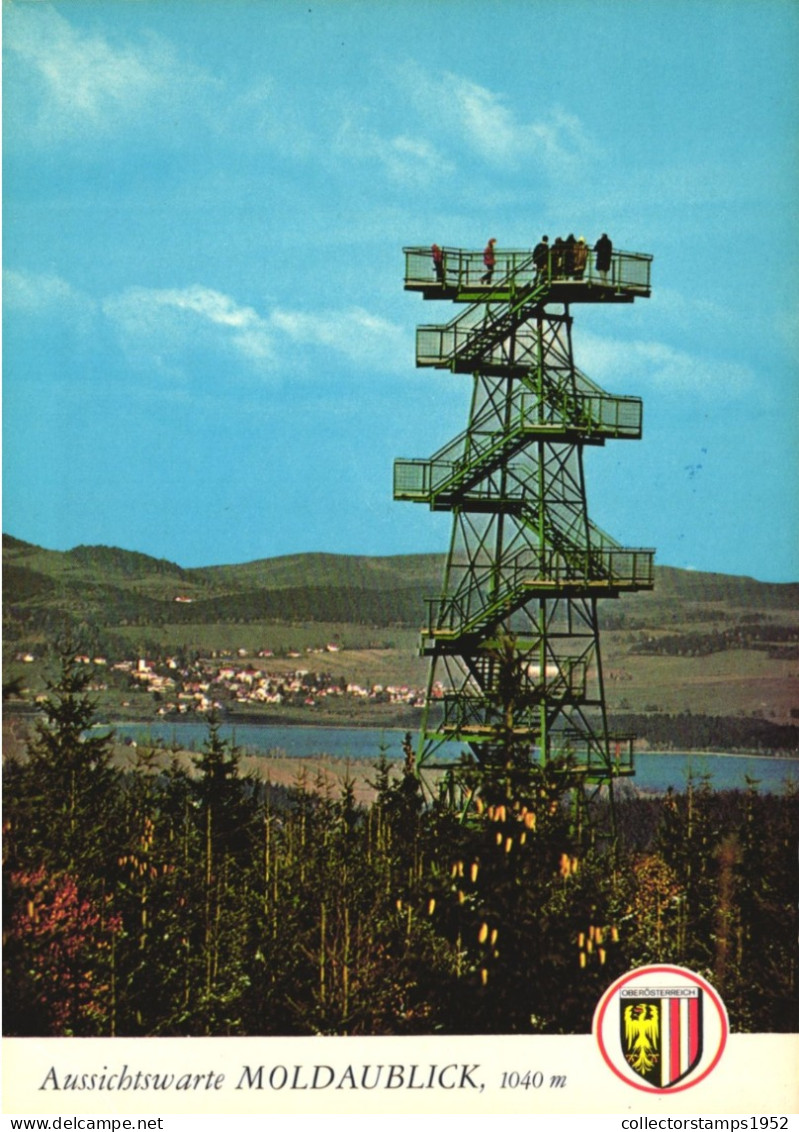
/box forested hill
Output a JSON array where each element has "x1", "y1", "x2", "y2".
[
  {"x1": 4, "y1": 534, "x2": 798, "y2": 651},
  {"x1": 2, "y1": 536, "x2": 445, "y2": 645},
  {"x1": 631, "y1": 565, "x2": 798, "y2": 609}
]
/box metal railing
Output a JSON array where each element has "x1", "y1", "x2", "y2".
[
  {"x1": 405, "y1": 247, "x2": 538, "y2": 293},
  {"x1": 426, "y1": 714, "x2": 635, "y2": 774},
  {"x1": 573, "y1": 392, "x2": 642, "y2": 437},
  {"x1": 554, "y1": 731, "x2": 636, "y2": 776},
  {"x1": 415, "y1": 307, "x2": 651, "y2": 375},
  {"x1": 404, "y1": 244, "x2": 652, "y2": 297},
  {"x1": 394, "y1": 408, "x2": 539, "y2": 502},
  {"x1": 394, "y1": 392, "x2": 643, "y2": 503},
  {"x1": 415, "y1": 267, "x2": 547, "y2": 368},
  {"x1": 424, "y1": 543, "x2": 654, "y2": 640}
]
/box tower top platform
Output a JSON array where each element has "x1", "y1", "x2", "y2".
[{"x1": 405, "y1": 244, "x2": 652, "y2": 304}]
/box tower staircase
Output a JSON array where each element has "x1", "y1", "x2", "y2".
[{"x1": 395, "y1": 239, "x2": 654, "y2": 823}]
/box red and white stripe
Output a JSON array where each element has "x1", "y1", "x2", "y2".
[{"x1": 660, "y1": 991, "x2": 701, "y2": 1087}]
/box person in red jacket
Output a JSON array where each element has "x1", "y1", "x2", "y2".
[
  {"x1": 480, "y1": 238, "x2": 497, "y2": 284},
  {"x1": 431, "y1": 243, "x2": 445, "y2": 283}
]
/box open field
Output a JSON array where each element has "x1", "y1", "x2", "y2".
[{"x1": 599, "y1": 633, "x2": 799, "y2": 721}]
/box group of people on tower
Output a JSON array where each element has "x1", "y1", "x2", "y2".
[
  {"x1": 533, "y1": 233, "x2": 613, "y2": 282},
  {"x1": 429, "y1": 233, "x2": 614, "y2": 287}
]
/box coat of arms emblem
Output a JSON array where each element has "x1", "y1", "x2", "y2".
[{"x1": 619, "y1": 987, "x2": 703, "y2": 1088}]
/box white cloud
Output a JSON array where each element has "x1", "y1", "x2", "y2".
[
  {"x1": 443, "y1": 78, "x2": 519, "y2": 162},
  {"x1": 332, "y1": 112, "x2": 452, "y2": 185},
  {"x1": 4, "y1": 269, "x2": 96, "y2": 330},
  {"x1": 396, "y1": 63, "x2": 597, "y2": 175},
  {"x1": 5, "y1": 4, "x2": 214, "y2": 142},
  {"x1": 653, "y1": 287, "x2": 736, "y2": 330},
  {"x1": 269, "y1": 305, "x2": 411, "y2": 371},
  {"x1": 576, "y1": 329, "x2": 754, "y2": 398},
  {"x1": 103, "y1": 285, "x2": 275, "y2": 372},
  {"x1": 102, "y1": 282, "x2": 411, "y2": 379},
  {"x1": 12, "y1": 266, "x2": 755, "y2": 397}
]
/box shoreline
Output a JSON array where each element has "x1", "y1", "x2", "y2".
[
  {"x1": 101, "y1": 720, "x2": 797, "y2": 761},
  {"x1": 5, "y1": 709, "x2": 796, "y2": 763},
  {"x1": 5, "y1": 717, "x2": 795, "y2": 805}
]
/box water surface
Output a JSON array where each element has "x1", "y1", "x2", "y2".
[{"x1": 107, "y1": 721, "x2": 798, "y2": 794}]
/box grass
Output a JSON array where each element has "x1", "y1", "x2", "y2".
[
  {"x1": 110, "y1": 621, "x2": 422, "y2": 659},
  {"x1": 601, "y1": 635, "x2": 797, "y2": 719}
]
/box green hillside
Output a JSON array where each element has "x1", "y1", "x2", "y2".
[
  {"x1": 4, "y1": 534, "x2": 798, "y2": 747},
  {"x1": 611, "y1": 565, "x2": 799, "y2": 621},
  {"x1": 2, "y1": 536, "x2": 446, "y2": 654},
  {"x1": 203, "y1": 551, "x2": 446, "y2": 591},
  {"x1": 3, "y1": 532, "x2": 792, "y2": 642},
  {"x1": 4, "y1": 533, "x2": 798, "y2": 663}
]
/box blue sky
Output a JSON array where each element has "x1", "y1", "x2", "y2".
[{"x1": 4, "y1": 0, "x2": 798, "y2": 580}]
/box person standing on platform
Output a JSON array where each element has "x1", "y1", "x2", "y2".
[
  {"x1": 564, "y1": 234, "x2": 576, "y2": 278},
  {"x1": 431, "y1": 243, "x2": 445, "y2": 283},
  {"x1": 573, "y1": 236, "x2": 588, "y2": 280},
  {"x1": 595, "y1": 232, "x2": 613, "y2": 283},
  {"x1": 480, "y1": 237, "x2": 497, "y2": 284},
  {"x1": 551, "y1": 236, "x2": 565, "y2": 279},
  {"x1": 533, "y1": 235, "x2": 550, "y2": 279}
]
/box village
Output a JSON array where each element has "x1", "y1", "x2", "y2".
[{"x1": 13, "y1": 646, "x2": 436, "y2": 720}]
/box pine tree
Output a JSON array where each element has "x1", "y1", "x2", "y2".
[
  {"x1": 21, "y1": 642, "x2": 120, "y2": 879},
  {"x1": 189, "y1": 710, "x2": 257, "y2": 1032},
  {"x1": 3, "y1": 641, "x2": 122, "y2": 1034}
]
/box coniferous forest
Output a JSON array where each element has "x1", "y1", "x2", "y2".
[{"x1": 3, "y1": 648, "x2": 797, "y2": 1038}]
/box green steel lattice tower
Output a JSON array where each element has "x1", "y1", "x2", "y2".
[{"x1": 395, "y1": 241, "x2": 655, "y2": 826}]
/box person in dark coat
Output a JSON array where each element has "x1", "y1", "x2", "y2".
[
  {"x1": 564, "y1": 234, "x2": 576, "y2": 278},
  {"x1": 480, "y1": 238, "x2": 497, "y2": 284},
  {"x1": 551, "y1": 237, "x2": 565, "y2": 279},
  {"x1": 573, "y1": 236, "x2": 588, "y2": 280},
  {"x1": 533, "y1": 235, "x2": 550, "y2": 278},
  {"x1": 595, "y1": 233, "x2": 613, "y2": 283}
]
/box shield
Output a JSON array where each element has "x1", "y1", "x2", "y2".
[{"x1": 620, "y1": 988, "x2": 703, "y2": 1088}]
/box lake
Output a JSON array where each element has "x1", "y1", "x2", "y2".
[{"x1": 106, "y1": 721, "x2": 799, "y2": 794}]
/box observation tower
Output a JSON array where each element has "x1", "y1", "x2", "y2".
[{"x1": 395, "y1": 239, "x2": 655, "y2": 830}]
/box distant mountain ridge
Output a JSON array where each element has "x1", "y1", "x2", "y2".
[
  {"x1": 2, "y1": 536, "x2": 448, "y2": 649},
  {"x1": 639, "y1": 565, "x2": 797, "y2": 608},
  {"x1": 3, "y1": 536, "x2": 445, "y2": 590},
  {"x1": 4, "y1": 534, "x2": 798, "y2": 654}
]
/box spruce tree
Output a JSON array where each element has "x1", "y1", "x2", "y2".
[
  {"x1": 23, "y1": 642, "x2": 120, "y2": 879},
  {"x1": 3, "y1": 641, "x2": 122, "y2": 1034},
  {"x1": 190, "y1": 710, "x2": 257, "y2": 1032}
]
